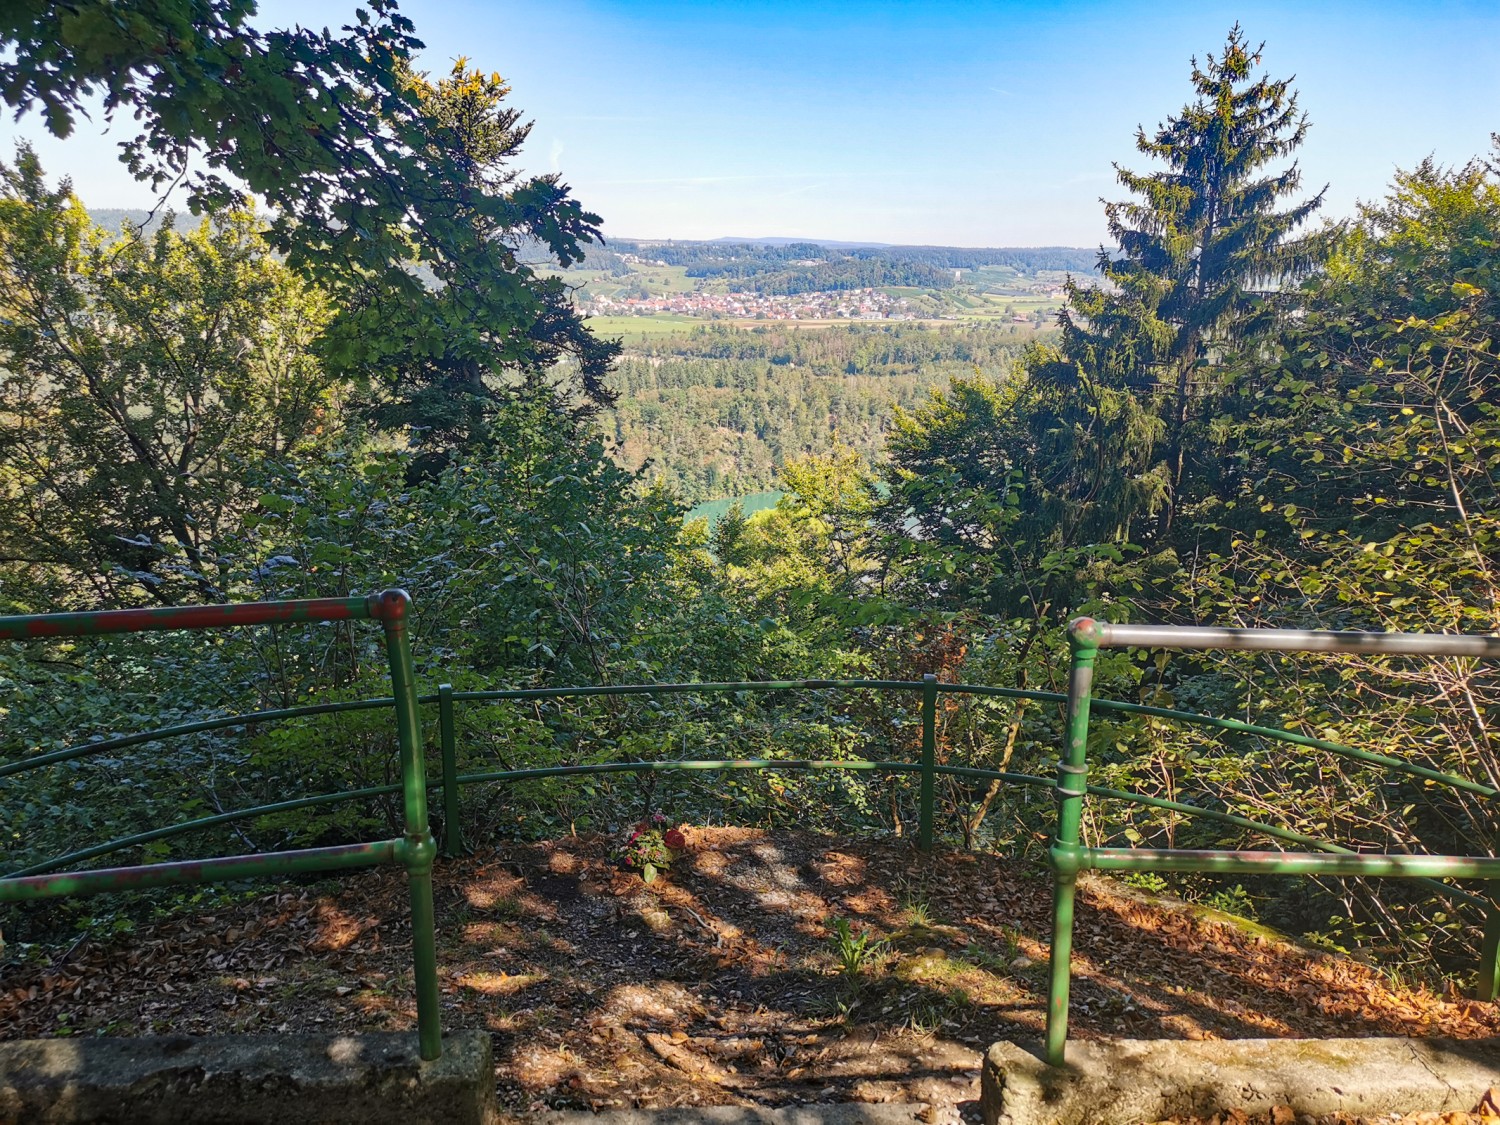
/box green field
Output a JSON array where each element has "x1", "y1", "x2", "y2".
[
  {"x1": 554, "y1": 263, "x2": 698, "y2": 303},
  {"x1": 585, "y1": 313, "x2": 704, "y2": 343}
]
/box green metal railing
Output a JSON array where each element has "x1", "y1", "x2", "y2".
[
  {"x1": 5, "y1": 603, "x2": 1500, "y2": 1070},
  {"x1": 0, "y1": 592, "x2": 445, "y2": 1062},
  {"x1": 1043, "y1": 617, "x2": 1500, "y2": 1065}
]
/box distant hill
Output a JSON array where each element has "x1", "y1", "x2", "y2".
[
  {"x1": 613, "y1": 236, "x2": 1097, "y2": 260},
  {"x1": 608, "y1": 238, "x2": 1100, "y2": 277},
  {"x1": 87, "y1": 208, "x2": 166, "y2": 236}
]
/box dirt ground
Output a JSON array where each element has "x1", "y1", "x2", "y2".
[{"x1": 4, "y1": 828, "x2": 1500, "y2": 1123}]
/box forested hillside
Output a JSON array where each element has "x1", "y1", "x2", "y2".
[
  {"x1": 2, "y1": 10, "x2": 1498, "y2": 1008},
  {"x1": 606, "y1": 240, "x2": 1098, "y2": 297},
  {"x1": 605, "y1": 321, "x2": 1045, "y2": 500}
]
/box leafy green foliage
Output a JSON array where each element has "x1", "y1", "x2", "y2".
[
  {"x1": 0, "y1": 149, "x2": 336, "y2": 609},
  {"x1": 1168, "y1": 152, "x2": 1500, "y2": 962},
  {"x1": 356, "y1": 61, "x2": 620, "y2": 451},
  {"x1": 0, "y1": 4, "x2": 617, "y2": 455}
]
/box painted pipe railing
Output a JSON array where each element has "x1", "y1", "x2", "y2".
[
  {"x1": 1043, "y1": 617, "x2": 1500, "y2": 1066},
  {"x1": 0, "y1": 592, "x2": 445, "y2": 1063},
  {"x1": 7, "y1": 618, "x2": 1500, "y2": 1070}
]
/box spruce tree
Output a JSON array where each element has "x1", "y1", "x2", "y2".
[{"x1": 1034, "y1": 25, "x2": 1325, "y2": 542}]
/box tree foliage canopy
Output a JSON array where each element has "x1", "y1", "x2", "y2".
[
  {"x1": 0, "y1": 2, "x2": 617, "y2": 454},
  {"x1": 1036, "y1": 25, "x2": 1325, "y2": 540},
  {"x1": 0, "y1": 147, "x2": 335, "y2": 608}
]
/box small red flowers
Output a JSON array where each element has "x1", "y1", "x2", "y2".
[{"x1": 664, "y1": 827, "x2": 687, "y2": 850}]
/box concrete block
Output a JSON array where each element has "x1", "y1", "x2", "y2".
[
  {"x1": 0, "y1": 1031, "x2": 495, "y2": 1125},
  {"x1": 982, "y1": 1037, "x2": 1500, "y2": 1125}
]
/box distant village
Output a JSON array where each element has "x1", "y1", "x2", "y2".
[{"x1": 584, "y1": 287, "x2": 923, "y2": 321}]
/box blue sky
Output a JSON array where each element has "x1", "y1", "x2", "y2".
[{"x1": 5, "y1": 0, "x2": 1498, "y2": 245}]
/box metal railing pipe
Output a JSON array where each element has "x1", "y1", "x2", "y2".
[
  {"x1": 439, "y1": 683, "x2": 461, "y2": 858},
  {"x1": 374, "y1": 590, "x2": 442, "y2": 1062},
  {"x1": 1080, "y1": 846, "x2": 1500, "y2": 880},
  {"x1": 0, "y1": 697, "x2": 400, "y2": 780},
  {"x1": 3, "y1": 782, "x2": 407, "y2": 879},
  {"x1": 456, "y1": 758, "x2": 916, "y2": 786},
  {"x1": 919, "y1": 674, "x2": 937, "y2": 851},
  {"x1": 1085, "y1": 619, "x2": 1500, "y2": 659},
  {"x1": 940, "y1": 683, "x2": 1498, "y2": 799},
  {"x1": 1482, "y1": 888, "x2": 1500, "y2": 1002},
  {"x1": 449, "y1": 678, "x2": 924, "y2": 704},
  {"x1": 1045, "y1": 626, "x2": 1098, "y2": 1066},
  {"x1": 0, "y1": 839, "x2": 400, "y2": 902},
  {"x1": 0, "y1": 595, "x2": 379, "y2": 640}
]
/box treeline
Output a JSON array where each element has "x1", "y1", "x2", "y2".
[
  {"x1": 705, "y1": 258, "x2": 957, "y2": 294},
  {"x1": 614, "y1": 238, "x2": 1099, "y2": 275},
  {"x1": 632, "y1": 321, "x2": 1032, "y2": 368},
  {"x1": 850, "y1": 245, "x2": 1100, "y2": 272},
  {"x1": 603, "y1": 323, "x2": 1039, "y2": 500},
  {"x1": 609, "y1": 238, "x2": 1100, "y2": 299}
]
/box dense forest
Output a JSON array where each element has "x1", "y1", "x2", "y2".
[
  {"x1": 604, "y1": 239, "x2": 1097, "y2": 296},
  {"x1": 605, "y1": 322, "x2": 1043, "y2": 500},
  {"x1": 1, "y1": 10, "x2": 1498, "y2": 996}
]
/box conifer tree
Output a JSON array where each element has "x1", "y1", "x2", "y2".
[{"x1": 1033, "y1": 25, "x2": 1325, "y2": 541}]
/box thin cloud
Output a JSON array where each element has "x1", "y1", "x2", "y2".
[{"x1": 774, "y1": 181, "x2": 826, "y2": 199}]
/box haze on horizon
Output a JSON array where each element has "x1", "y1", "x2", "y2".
[{"x1": 4, "y1": 0, "x2": 1497, "y2": 248}]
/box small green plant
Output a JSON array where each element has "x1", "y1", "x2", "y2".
[
  {"x1": 902, "y1": 897, "x2": 933, "y2": 927},
  {"x1": 998, "y1": 924, "x2": 1023, "y2": 961},
  {"x1": 906, "y1": 987, "x2": 972, "y2": 1035},
  {"x1": 906, "y1": 996, "x2": 945, "y2": 1035},
  {"x1": 1202, "y1": 883, "x2": 1258, "y2": 920},
  {"x1": 1121, "y1": 871, "x2": 1170, "y2": 895},
  {"x1": 826, "y1": 916, "x2": 885, "y2": 978},
  {"x1": 810, "y1": 989, "x2": 862, "y2": 1024}
]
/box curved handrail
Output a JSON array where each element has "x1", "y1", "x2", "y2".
[
  {"x1": 0, "y1": 697, "x2": 401, "y2": 779},
  {"x1": 6, "y1": 752, "x2": 1486, "y2": 908},
  {"x1": 449, "y1": 678, "x2": 926, "y2": 702},
  {"x1": 8, "y1": 678, "x2": 1490, "y2": 803},
  {"x1": 5, "y1": 781, "x2": 407, "y2": 880},
  {"x1": 944, "y1": 684, "x2": 1499, "y2": 799},
  {"x1": 5, "y1": 678, "x2": 1491, "y2": 910}
]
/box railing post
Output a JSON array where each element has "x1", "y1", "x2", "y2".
[
  {"x1": 919, "y1": 673, "x2": 937, "y2": 852},
  {"x1": 375, "y1": 590, "x2": 443, "y2": 1062},
  {"x1": 1045, "y1": 618, "x2": 1102, "y2": 1067},
  {"x1": 439, "y1": 683, "x2": 462, "y2": 858},
  {"x1": 1480, "y1": 883, "x2": 1500, "y2": 1002}
]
